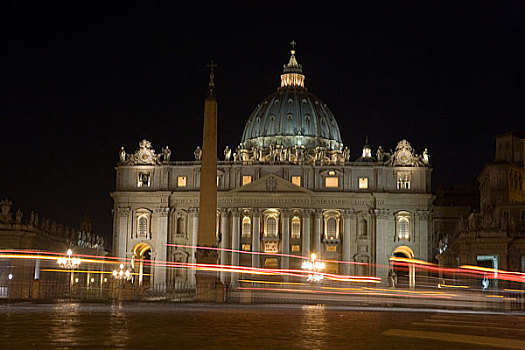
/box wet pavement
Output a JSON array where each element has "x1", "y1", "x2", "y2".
[{"x1": 1, "y1": 303, "x2": 524, "y2": 349}]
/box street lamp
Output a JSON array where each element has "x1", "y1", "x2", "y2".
[
  {"x1": 112, "y1": 264, "x2": 132, "y2": 281},
  {"x1": 301, "y1": 253, "x2": 325, "y2": 282},
  {"x1": 58, "y1": 249, "x2": 81, "y2": 296},
  {"x1": 57, "y1": 249, "x2": 81, "y2": 269}
]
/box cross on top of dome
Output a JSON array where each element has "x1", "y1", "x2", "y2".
[{"x1": 281, "y1": 40, "x2": 304, "y2": 87}]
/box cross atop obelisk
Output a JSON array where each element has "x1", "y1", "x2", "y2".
[{"x1": 207, "y1": 60, "x2": 217, "y2": 97}]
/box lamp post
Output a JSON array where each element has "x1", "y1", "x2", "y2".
[
  {"x1": 113, "y1": 264, "x2": 132, "y2": 300},
  {"x1": 112, "y1": 264, "x2": 132, "y2": 281},
  {"x1": 301, "y1": 253, "x2": 325, "y2": 282},
  {"x1": 57, "y1": 249, "x2": 81, "y2": 296}
]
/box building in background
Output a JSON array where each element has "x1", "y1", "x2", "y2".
[
  {"x1": 0, "y1": 199, "x2": 108, "y2": 298},
  {"x1": 111, "y1": 46, "x2": 433, "y2": 288},
  {"x1": 437, "y1": 132, "x2": 525, "y2": 277}
]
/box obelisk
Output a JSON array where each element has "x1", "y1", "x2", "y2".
[{"x1": 195, "y1": 61, "x2": 221, "y2": 301}]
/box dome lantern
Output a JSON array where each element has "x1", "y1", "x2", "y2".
[{"x1": 280, "y1": 41, "x2": 305, "y2": 88}]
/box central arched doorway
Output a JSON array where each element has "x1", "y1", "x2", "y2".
[
  {"x1": 132, "y1": 243, "x2": 152, "y2": 288},
  {"x1": 392, "y1": 246, "x2": 415, "y2": 288}
]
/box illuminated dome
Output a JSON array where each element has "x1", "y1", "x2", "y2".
[{"x1": 241, "y1": 45, "x2": 343, "y2": 151}]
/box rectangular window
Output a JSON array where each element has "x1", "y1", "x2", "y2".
[
  {"x1": 325, "y1": 177, "x2": 339, "y2": 188},
  {"x1": 264, "y1": 257, "x2": 278, "y2": 268},
  {"x1": 397, "y1": 172, "x2": 410, "y2": 190},
  {"x1": 291, "y1": 218, "x2": 301, "y2": 239},
  {"x1": 138, "y1": 172, "x2": 150, "y2": 188},
  {"x1": 242, "y1": 175, "x2": 252, "y2": 186},
  {"x1": 521, "y1": 210, "x2": 525, "y2": 222},
  {"x1": 358, "y1": 177, "x2": 369, "y2": 189},
  {"x1": 291, "y1": 244, "x2": 301, "y2": 252},
  {"x1": 502, "y1": 210, "x2": 510, "y2": 220},
  {"x1": 327, "y1": 245, "x2": 337, "y2": 252},
  {"x1": 177, "y1": 176, "x2": 187, "y2": 187},
  {"x1": 242, "y1": 244, "x2": 251, "y2": 251},
  {"x1": 291, "y1": 176, "x2": 301, "y2": 187}
]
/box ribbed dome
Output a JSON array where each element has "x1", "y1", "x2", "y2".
[{"x1": 240, "y1": 46, "x2": 343, "y2": 151}]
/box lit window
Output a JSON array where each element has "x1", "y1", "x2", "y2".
[
  {"x1": 138, "y1": 172, "x2": 150, "y2": 188},
  {"x1": 325, "y1": 177, "x2": 339, "y2": 188},
  {"x1": 242, "y1": 176, "x2": 252, "y2": 186},
  {"x1": 359, "y1": 177, "x2": 369, "y2": 189},
  {"x1": 135, "y1": 209, "x2": 151, "y2": 238},
  {"x1": 264, "y1": 257, "x2": 278, "y2": 268},
  {"x1": 328, "y1": 170, "x2": 336, "y2": 176},
  {"x1": 397, "y1": 172, "x2": 410, "y2": 189},
  {"x1": 265, "y1": 216, "x2": 278, "y2": 237},
  {"x1": 326, "y1": 217, "x2": 337, "y2": 239},
  {"x1": 397, "y1": 213, "x2": 410, "y2": 240},
  {"x1": 242, "y1": 217, "x2": 251, "y2": 237},
  {"x1": 291, "y1": 176, "x2": 301, "y2": 186},
  {"x1": 327, "y1": 245, "x2": 337, "y2": 252},
  {"x1": 291, "y1": 217, "x2": 301, "y2": 239},
  {"x1": 177, "y1": 176, "x2": 187, "y2": 187},
  {"x1": 291, "y1": 244, "x2": 301, "y2": 252},
  {"x1": 242, "y1": 244, "x2": 251, "y2": 251}
]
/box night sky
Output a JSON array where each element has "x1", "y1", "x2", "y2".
[{"x1": 3, "y1": 3, "x2": 524, "y2": 245}]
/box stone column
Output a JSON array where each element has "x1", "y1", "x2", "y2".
[
  {"x1": 189, "y1": 208, "x2": 199, "y2": 285},
  {"x1": 313, "y1": 210, "x2": 323, "y2": 256},
  {"x1": 152, "y1": 207, "x2": 169, "y2": 289},
  {"x1": 115, "y1": 207, "x2": 131, "y2": 258},
  {"x1": 281, "y1": 210, "x2": 290, "y2": 272},
  {"x1": 251, "y1": 209, "x2": 261, "y2": 268},
  {"x1": 302, "y1": 210, "x2": 311, "y2": 258},
  {"x1": 374, "y1": 209, "x2": 391, "y2": 285},
  {"x1": 342, "y1": 210, "x2": 353, "y2": 275},
  {"x1": 219, "y1": 209, "x2": 230, "y2": 283},
  {"x1": 230, "y1": 208, "x2": 241, "y2": 285}
]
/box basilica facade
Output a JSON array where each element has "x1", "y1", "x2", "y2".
[{"x1": 111, "y1": 48, "x2": 433, "y2": 288}]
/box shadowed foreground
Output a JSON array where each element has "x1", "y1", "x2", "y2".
[{"x1": 1, "y1": 303, "x2": 525, "y2": 349}]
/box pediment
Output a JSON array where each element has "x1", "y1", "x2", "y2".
[{"x1": 231, "y1": 174, "x2": 312, "y2": 194}]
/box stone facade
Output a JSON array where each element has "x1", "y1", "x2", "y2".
[
  {"x1": 111, "y1": 47, "x2": 433, "y2": 288},
  {"x1": 437, "y1": 132, "x2": 525, "y2": 274}
]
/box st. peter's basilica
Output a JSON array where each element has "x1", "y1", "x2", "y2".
[{"x1": 111, "y1": 46, "x2": 433, "y2": 288}]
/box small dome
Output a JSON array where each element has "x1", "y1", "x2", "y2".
[{"x1": 240, "y1": 45, "x2": 343, "y2": 151}]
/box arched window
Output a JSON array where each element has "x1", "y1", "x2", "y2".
[
  {"x1": 135, "y1": 209, "x2": 151, "y2": 238},
  {"x1": 138, "y1": 216, "x2": 148, "y2": 236},
  {"x1": 265, "y1": 216, "x2": 277, "y2": 237},
  {"x1": 242, "y1": 217, "x2": 251, "y2": 238},
  {"x1": 291, "y1": 217, "x2": 301, "y2": 239},
  {"x1": 326, "y1": 217, "x2": 337, "y2": 239},
  {"x1": 397, "y1": 212, "x2": 410, "y2": 241},
  {"x1": 177, "y1": 217, "x2": 185, "y2": 235}
]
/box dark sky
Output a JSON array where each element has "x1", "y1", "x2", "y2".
[{"x1": 3, "y1": 3, "x2": 524, "y2": 244}]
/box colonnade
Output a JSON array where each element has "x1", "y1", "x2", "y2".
[{"x1": 186, "y1": 207, "x2": 366, "y2": 285}]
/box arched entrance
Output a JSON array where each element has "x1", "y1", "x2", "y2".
[
  {"x1": 392, "y1": 246, "x2": 415, "y2": 288},
  {"x1": 132, "y1": 243, "x2": 152, "y2": 288}
]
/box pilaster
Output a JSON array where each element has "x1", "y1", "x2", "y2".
[{"x1": 251, "y1": 209, "x2": 261, "y2": 268}]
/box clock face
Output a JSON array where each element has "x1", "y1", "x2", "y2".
[
  {"x1": 138, "y1": 150, "x2": 151, "y2": 163},
  {"x1": 397, "y1": 150, "x2": 410, "y2": 164}
]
